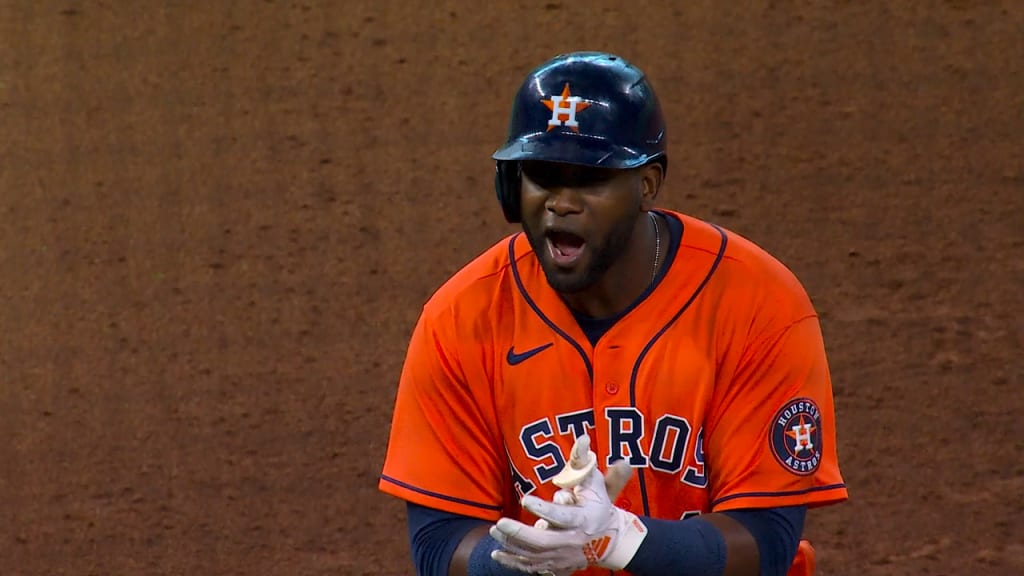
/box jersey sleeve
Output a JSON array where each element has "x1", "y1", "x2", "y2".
[
  {"x1": 705, "y1": 312, "x2": 848, "y2": 513},
  {"x1": 378, "y1": 304, "x2": 508, "y2": 521}
]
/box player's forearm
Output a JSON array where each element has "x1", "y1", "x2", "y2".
[
  {"x1": 610, "y1": 512, "x2": 754, "y2": 576},
  {"x1": 706, "y1": 514, "x2": 762, "y2": 575},
  {"x1": 448, "y1": 525, "x2": 486, "y2": 576},
  {"x1": 448, "y1": 526, "x2": 524, "y2": 576}
]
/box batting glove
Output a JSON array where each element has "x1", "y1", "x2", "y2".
[{"x1": 489, "y1": 436, "x2": 648, "y2": 573}]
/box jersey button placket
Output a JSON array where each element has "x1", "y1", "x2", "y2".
[{"x1": 600, "y1": 342, "x2": 622, "y2": 395}]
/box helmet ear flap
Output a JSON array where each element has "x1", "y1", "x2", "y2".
[{"x1": 494, "y1": 161, "x2": 522, "y2": 223}]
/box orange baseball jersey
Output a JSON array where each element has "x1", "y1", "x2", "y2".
[{"x1": 380, "y1": 210, "x2": 847, "y2": 575}]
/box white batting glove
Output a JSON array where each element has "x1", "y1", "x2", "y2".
[{"x1": 490, "y1": 435, "x2": 648, "y2": 573}]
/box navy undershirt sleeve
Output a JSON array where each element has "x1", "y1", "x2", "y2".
[
  {"x1": 627, "y1": 506, "x2": 805, "y2": 576},
  {"x1": 723, "y1": 505, "x2": 807, "y2": 576},
  {"x1": 407, "y1": 502, "x2": 524, "y2": 576},
  {"x1": 407, "y1": 501, "x2": 487, "y2": 576},
  {"x1": 625, "y1": 515, "x2": 728, "y2": 576}
]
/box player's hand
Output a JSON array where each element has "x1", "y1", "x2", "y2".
[
  {"x1": 519, "y1": 444, "x2": 633, "y2": 576},
  {"x1": 603, "y1": 458, "x2": 632, "y2": 502},
  {"x1": 489, "y1": 436, "x2": 648, "y2": 573},
  {"x1": 546, "y1": 457, "x2": 631, "y2": 506}
]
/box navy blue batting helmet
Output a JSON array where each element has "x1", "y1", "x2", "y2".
[{"x1": 492, "y1": 51, "x2": 668, "y2": 223}]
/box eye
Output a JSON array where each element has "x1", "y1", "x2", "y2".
[{"x1": 522, "y1": 162, "x2": 617, "y2": 189}]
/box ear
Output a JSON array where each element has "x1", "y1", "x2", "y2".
[{"x1": 638, "y1": 161, "x2": 664, "y2": 210}]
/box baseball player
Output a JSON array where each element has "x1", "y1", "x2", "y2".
[{"x1": 379, "y1": 51, "x2": 847, "y2": 576}]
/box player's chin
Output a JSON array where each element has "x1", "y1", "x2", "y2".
[{"x1": 541, "y1": 261, "x2": 594, "y2": 293}]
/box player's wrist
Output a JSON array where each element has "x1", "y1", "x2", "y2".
[
  {"x1": 468, "y1": 533, "x2": 530, "y2": 576},
  {"x1": 622, "y1": 515, "x2": 727, "y2": 576},
  {"x1": 596, "y1": 507, "x2": 649, "y2": 570}
]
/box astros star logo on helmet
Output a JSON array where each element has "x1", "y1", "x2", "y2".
[{"x1": 542, "y1": 83, "x2": 590, "y2": 132}]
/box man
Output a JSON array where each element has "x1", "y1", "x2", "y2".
[{"x1": 379, "y1": 51, "x2": 847, "y2": 576}]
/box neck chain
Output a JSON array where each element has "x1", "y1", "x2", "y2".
[{"x1": 648, "y1": 211, "x2": 662, "y2": 285}]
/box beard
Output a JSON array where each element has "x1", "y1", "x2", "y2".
[{"x1": 523, "y1": 212, "x2": 641, "y2": 294}]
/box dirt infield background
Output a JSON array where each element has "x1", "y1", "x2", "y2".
[{"x1": 1, "y1": 2, "x2": 1021, "y2": 575}]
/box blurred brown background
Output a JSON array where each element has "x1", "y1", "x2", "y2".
[{"x1": 1, "y1": 1, "x2": 1021, "y2": 574}]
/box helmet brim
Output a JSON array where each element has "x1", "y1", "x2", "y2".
[{"x1": 492, "y1": 133, "x2": 658, "y2": 169}]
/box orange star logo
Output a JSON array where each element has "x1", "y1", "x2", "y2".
[{"x1": 542, "y1": 83, "x2": 590, "y2": 132}]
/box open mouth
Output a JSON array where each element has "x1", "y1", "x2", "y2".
[{"x1": 546, "y1": 230, "x2": 586, "y2": 267}]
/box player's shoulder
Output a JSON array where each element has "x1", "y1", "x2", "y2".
[
  {"x1": 669, "y1": 210, "x2": 816, "y2": 312},
  {"x1": 418, "y1": 232, "x2": 522, "y2": 321}
]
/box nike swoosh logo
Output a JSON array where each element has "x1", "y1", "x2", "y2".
[{"x1": 506, "y1": 343, "x2": 554, "y2": 365}]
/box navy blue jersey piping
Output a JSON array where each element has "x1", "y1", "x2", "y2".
[
  {"x1": 632, "y1": 223, "x2": 729, "y2": 517},
  {"x1": 508, "y1": 234, "x2": 593, "y2": 380},
  {"x1": 711, "y1": 483, "x2": 848, "y2": 508},
  {"x1": 379, "y1": 475, "x2": 503, "y2": 511}
]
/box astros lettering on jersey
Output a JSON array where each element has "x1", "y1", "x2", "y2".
[{"x1": 380, "y1": 210, "x2": 848, "y2": 576}]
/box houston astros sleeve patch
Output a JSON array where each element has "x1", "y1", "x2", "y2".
[{"x1": 769, "y1": 398, "x2": 824, "y2": 476}]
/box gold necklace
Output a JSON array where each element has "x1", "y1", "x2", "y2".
[{"x1": 648, "y1": 211, "x2": 661, "y2": 284}]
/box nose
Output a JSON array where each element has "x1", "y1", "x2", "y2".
[{"x1": 544, "y1": 186, "x2": 583, "y2": 216}]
